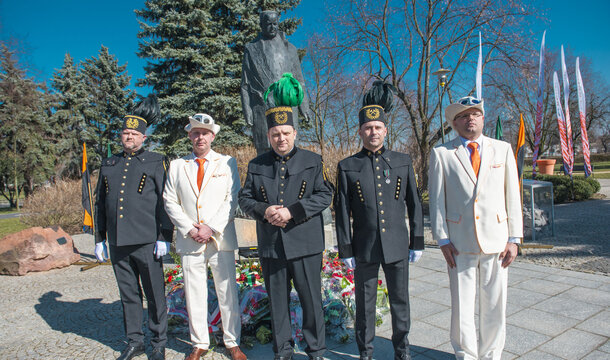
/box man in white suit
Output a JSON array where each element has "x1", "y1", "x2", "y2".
[
  {"x1": 163, "y1": 114, "x2": 246, "y2": 360},
  {"x1": 428, "y1": 96, "x2": 522, "y2": 360}
]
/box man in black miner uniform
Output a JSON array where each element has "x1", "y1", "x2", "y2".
[
  {"x1": 238, "y1": 104, "x2": 332, "y2": 360},
  {"x1": 335, "y1": 81, "x2": 424, "y2": 360},
  {"x1": 94, "y1": 95, "x2": 174, "y2": 360}
]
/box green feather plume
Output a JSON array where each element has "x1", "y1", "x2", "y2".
[{"x1": 263, "y1": 73, "x2": 304, "y2": 107}]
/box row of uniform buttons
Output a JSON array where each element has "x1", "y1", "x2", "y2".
[
  {"x1": 372, "y1": 153, "x2": 386, "y2": 233},
  {"x1": 118, "y1": 156, "x2": 132, "y2": 219},
  {"x1": 278, "y1": 160, "x2": 286, "y2": 204}
]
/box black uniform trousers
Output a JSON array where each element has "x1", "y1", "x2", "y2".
[
  {"x1": 261, "y1": 252, "x2": 326, "y2": 358},
  {"x1": 355, "y1": 255, "x2": 411, "y2": 359},
  {"x1": 109, "y1": 243, "x2": 168, "y2": 348}
]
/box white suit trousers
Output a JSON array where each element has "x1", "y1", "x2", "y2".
[
  {"x1": 181, "y1": 246, "x2": 241, "y2": 349},
  {"x1": 448, "y1": 252, "x2": 507, "y2": 360}
]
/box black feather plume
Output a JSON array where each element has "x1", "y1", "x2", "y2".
[
  {"x1": 362, "y1": 80, "x2": 397, "y2": 113},
  {"x1": 130, "y1": 94, "x2": 160, "y2": 125}
]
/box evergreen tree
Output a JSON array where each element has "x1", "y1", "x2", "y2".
[
  {"x1": 49, "y1": 53, "x2": 89, "y2": 179},
  {"x1": 136, "y1": 0, "x2": 301, "y2": 157},
  {"x1": 80, "y1": 46, "x2": 136, "y2": 165},
  {"x1": 0, "y1": 43, "x2": 55, "y2": 206}
]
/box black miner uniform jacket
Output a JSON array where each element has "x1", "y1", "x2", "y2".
[
  {"x1": 335, "y1": 147, "x2": 424, "y2": 264},
  {"x1": 95, "y1": 149, "x2": 174, "y2": 246},
  {"x1": 239, "y1": 147, "x2": 333, "y2": 260}
]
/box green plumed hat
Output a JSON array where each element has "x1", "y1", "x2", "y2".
[{"x1": 263, "y1": 73, "x2": 303, "y2": 129}]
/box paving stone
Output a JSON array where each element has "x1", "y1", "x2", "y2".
[
  {"x1": 419, "y1": 309, "x2": 452, "y2": 331},
  {"x1": 506, "y1": 287, "x2": 550, "y2": 307},
  {"x1": 575, "y1": 310, "x2": 610, "y2": 337},
  {"x1": 544, "y1": 273, "x2": 606, "y2": 289},
  {"x1": 506, "y1": 308, "x2": 580, "y2": 336},
  {"x1": 514, "y1": 350, "x2": 563, "y2": 359},
  {"x1": 582, "y1": 350, "x2": 610, "y2": 360},
  {"x1": 512, "y1": 278, "x2": 573, "y2": 296},
  {"x1": 504, "y1": 324, "x2": 550, "y2": 355},
  {"x1": 417, "y1": 287, "x2": 452, "y2": 307},
  {"x1": 409, "y1": 297, "x2": 450, "y2": 320},
  {"x1": 538, "y1": 329, "x2": 606, "y2": 359},
  {"x1": 559, "y1": 287, "x2": 610, "y2": 307},
  {"x1": 408, "y1": 321, "x2": 449, "y2": 349},
  {"x1": 532, "y1": 295, "x2": 604, "y2": 320},
  {"x1": 409, "y1": 278, "x2": 443, "y2": 296}
]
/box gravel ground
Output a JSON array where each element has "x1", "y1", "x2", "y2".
[{"x1": 424, "y1": 178, "x2": 610, "y2": 275}]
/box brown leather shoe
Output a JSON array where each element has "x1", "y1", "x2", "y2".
[
  {"x1": 226, "y1": 346, "x2": 247, "y2": 360},
  {"x1": 185, "y1": 347, "x2": 208, "y2": 360}
]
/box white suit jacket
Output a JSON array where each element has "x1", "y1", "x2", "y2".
[
  {"x1": 428, "y1": 136, "x2": 523, "y2": 254},
  {"x1": 163, "y1": 150, "x2": 241, "y2": 254}
]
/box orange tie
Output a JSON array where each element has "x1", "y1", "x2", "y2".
[
  {"x1": 196, "y1": 158, "x2": 206, "y2": 190},
  {"x1": 468, "y1": 142, "x2": 480, "y2": 178}
]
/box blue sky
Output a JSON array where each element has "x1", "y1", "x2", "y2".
[{"x1": 1, "y1": 0, "x2": 609, "y2": 93}]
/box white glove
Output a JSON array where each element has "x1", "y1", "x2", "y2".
[
  {"x1": 95, "y1": 242, "x2": 108, "y2": 262},
  {"x1": 342, "y1": 257, "x2": 356, "y2": 269},
  {"x1": 154, "y1": 241, "x2": 169, "y2": 259},
  {"x1": 409, "y1": 250, "x2": 423, "y2": 263}
]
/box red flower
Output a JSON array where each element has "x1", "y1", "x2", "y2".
[
  {"x1": 167, "y1": 275, "x2": 173, "y2": 283},
  {"x1": 378, "y1": 280, "x2": 382, "y2": 286}
]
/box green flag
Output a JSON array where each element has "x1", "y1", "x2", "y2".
[
  {"x1": 494, "y1": 116, "x2": 503, "y2": 140},
  {"x1": 107, "y1": 143, "x2": 112, "y2": 158}
]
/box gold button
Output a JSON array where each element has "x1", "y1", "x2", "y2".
[
  {"x1": 279, "y1": 199, "x2": 284, "y2": 203},
  {"x1": 380, "y1": 210, "x2": 384, "y2": 214},
  {"x1": 377, "y1": 184, "x2": 381, "y2": 188},
  {"x1": 476, "y1": 216, "x2": 480, "y2": 219},
  {"x1": 120, "y1": 190, "x2": 124, "y2": 194},
  {"x1": 119, "y1": 198, "x2": 124, "y2": 202},
  {"x1": 381, "y1": 219, "x2": 385, "y2": 223},
  {"x1": 200, "y1": 220, "x2": 204, "y2": 223},
  {"x1": 123, "y1": 176, "x2": 126, "y2": 179},
  {"x1": 281, "y1": 167, "x2": 285, "y2": 171},
  {"x1": 475, "y1": 199, "x2": 478, "y2": 203},
  {"x1": 382, "y1": 228, "x2": 386, "y2": 232},
  {"x1": 376, "y1": 166, "x2": 380, "y2": 170},
  {"x1": 281, "y1": 176, "x2": 285, "y2": 179},
  {"x1": 121, "y1": 183, "x2": 125, "y2": 186},
  {"x1": 119, "y1": 207, "x2": 123, "y2": 210},
  {"x1": 119, "y1": 215, "x2": 123, "y2": 218},
  {"x1": 375, "y1": 158, "x2": 379, "y2": 162},
  {"x1": 377, "y1": 175, "x2": 381, "y2": 179},
  {"x1": 379, "y1": 201, "x2": 383, "y2": 205},
  {"x1": 280, "y1": 183, "x2": 284, "y2": 187},
  {"x1": 378, "y1": 192, "x2": 382, "y2": 196},
  {"x1": 124, "y1": 169, "x2": 128, "y2": 172},
  {"x1": 282, "y1": 161, "x2": 286, "y2": 164},
  {"x1": 198, "y1": 205, "x2": 202, "y2": 209},
  {"x1": 126, "y1": 162, "x2": 130, "y2": 166},
  {"x1": 280, "y1": 191, "x2": 284, "y2": 194}
]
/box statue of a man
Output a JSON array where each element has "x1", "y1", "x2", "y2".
[{"x1": 241, "y1": 10, "x2": 310, "y2": 154}]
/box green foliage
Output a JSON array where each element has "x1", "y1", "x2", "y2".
[
  {"x1": 527, "y1": 174, "x2": 601, "y2": 203},
  {"x1": 0, "y1": 43, "x2": 55, "y2": 203},
  {"x1": 80, "y1": 46, "x2": 136, "y2": 164},
  {"x1": 136, "y1": 0, "x2": 302, "y2": 157}
]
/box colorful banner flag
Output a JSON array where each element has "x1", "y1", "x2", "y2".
[
  {"x1": 560, "y1": 46, "x2": 574, "y2": 170},
  {"x1": 575, "y1": 57, "x2": 593, "y2": 177},
  {"x1": 494, "y1": 116, "x2": 503, "y2": 140},
  {"x1": 515, "y1": 113, "x2": 526, "y2": 184},
  {"x1": 81, "y1": 143, "x2": 95, "y2": 234},
  {"x1": 531, "y1": 31, "x2": 546, "y2": 176},
  {"x1": 553, "y1": 72, "x2": 573, "y2": 176},
  {"x1": 476, "y1": 32, "x2": 483, "y2": 100}
]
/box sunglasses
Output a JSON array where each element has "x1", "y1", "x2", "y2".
[
  {"x1": 458, "y1": 97, "x2": 482, "y2": 106},
  {"x1": 192, "y1": 114, "x2": 211, "y2": 124}
]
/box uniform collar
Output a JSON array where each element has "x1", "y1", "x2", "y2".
[
  {"x1": 361, "y1": 146, "x2": 386, "y2": 158},
  {"x1": 273, "y1": 146, "x2": 298, "y2": 162},
  {"x1": 123, "y1": 148, "x2": 145, "y2": 157}
]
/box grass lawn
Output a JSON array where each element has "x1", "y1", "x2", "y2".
[
  {"x1": 0, "y1": 217, "x2": 28, "y2": 238},
  {"x1": 0, "y1": 207, "x2": 20, "y2": 215}
]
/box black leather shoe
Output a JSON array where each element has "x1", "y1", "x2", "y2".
[
  {"x1": 117, "y1": 344, "x2": 145, "y2": 360},
  {"x1": 150, "y1": 346, "x2": 165, "y2": 360},
  {"x1": 360, "y1": 356, "x2": 373, "y2": 360},
  {"x1": 395, "y1": 353, "x2": 411, "y2": 360},
  {"x1": 309, "y1": 357, "x2": 325, "y2": 360}
]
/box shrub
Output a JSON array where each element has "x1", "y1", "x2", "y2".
[
  {"x1": 526, "y1": 173, "x2": 600, "y2": 203},
  {"x1": 21, "y1": 178, "x2": 94, "y2": 234}
]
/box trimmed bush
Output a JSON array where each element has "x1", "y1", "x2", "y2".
[{"x1": 526, "y1": 173, "x2": 600, "y2": 203}]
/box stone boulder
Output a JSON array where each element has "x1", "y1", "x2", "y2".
[{"x1": 0, "y1": 226, "x2": 80, "y2": 276}]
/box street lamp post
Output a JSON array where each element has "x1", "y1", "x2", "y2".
[{"x1": 432, "y1": 68, "x2": 451, "y2": 144}]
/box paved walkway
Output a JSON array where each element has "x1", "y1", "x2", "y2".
[{"x1": 1, "y1": 234, "x2": 608, "y2": 360}]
